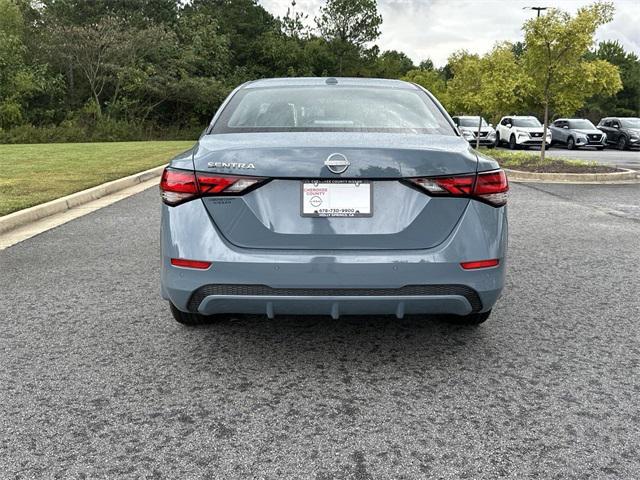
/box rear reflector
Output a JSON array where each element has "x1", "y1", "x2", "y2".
[
  {"x1": 408, "y1": 169, "x2": 508, "y2": 206},
  {"x1": 460, "y1": 259, "x2": 500, "y2": 270},
  {"x1": 170, "y1": 258, "x2": 212, "y2": 269},
  {"x1": 160, "y1": 168, "x2": 267, "y2": 206}
]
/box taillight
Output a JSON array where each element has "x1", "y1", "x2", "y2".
[
  {"x1": 160, "y1": 168, "x2": 267, "y2": 206},
  {"x1": 407, "y1": 169, "x2": 508, "y2": 207}
]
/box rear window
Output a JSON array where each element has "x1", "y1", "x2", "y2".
[{"x1": 211, "y1": 86, "x2": 454, "y2": 135}]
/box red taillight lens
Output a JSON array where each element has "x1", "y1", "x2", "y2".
[
  {"x1": 160, "y1": 169, "x2": 199, "y2": 205},
  {"x1": 170, "y1": 258, "x2": 212, "y2": 269},
  {"x1": 160, "y1": 168, "x2": 267, "y2": 206},
  {"x1": 460, "y1": 259, "x2": 500, "y2": 270},
  {"x1": 474, "y1": 170, "x2": 509, "y2": 206},
  {"x1": 408, "y1": 169, "x2": 508, "y2": 207}
]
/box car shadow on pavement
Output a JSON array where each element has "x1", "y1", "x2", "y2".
[{"x1": 181, "y1": 314, "x2": 496, "y2": 367}]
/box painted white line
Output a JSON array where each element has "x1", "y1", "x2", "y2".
[{"x1": 0, "y1": 177, "x2": 159, "y2": 250}]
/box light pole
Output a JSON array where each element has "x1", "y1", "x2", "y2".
[{"x1": 523, "y1": 6, "x2": 548, "y2": 17}]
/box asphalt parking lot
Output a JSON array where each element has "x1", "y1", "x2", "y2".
[
  {"x1": 1, "y1": 183, "x2": 639, "y2": 479},
  {"x1": 495, "y1": 145, "x2": 640, "y2": 171}
]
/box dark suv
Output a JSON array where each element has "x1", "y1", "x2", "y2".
[{"x1": 597, "y1": 117, "x2": 640, "y2": 150}]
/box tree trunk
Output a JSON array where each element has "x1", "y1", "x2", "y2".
[
  {"x1": 476, "y1": 113, "x2": 482, "y2": 150},
  {"x1": 541, "y1": 102, "x2": 548, "y2": 162}
]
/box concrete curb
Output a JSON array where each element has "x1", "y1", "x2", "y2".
[
  {"x1": 505, "y1": 167, "x2": 639, "y2": 184},
  {"x1": 0, "y1": 164, "x2": 166, "y2": 234}
]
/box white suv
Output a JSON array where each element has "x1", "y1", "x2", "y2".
[{"x1": 496, "y1": 116, "x2": 551, "y2": 149}]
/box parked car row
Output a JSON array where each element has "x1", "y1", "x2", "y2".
[{"x1": 452, "y1": 115, "x2": 640, "y2": 151}]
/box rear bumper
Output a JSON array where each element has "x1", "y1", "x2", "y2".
[
  {"x1": 161, "y1": 199, "x2": 508, "y2": 317},
  {"x1": 188, "y1": 284, "x2": 487, "y2": 318}
]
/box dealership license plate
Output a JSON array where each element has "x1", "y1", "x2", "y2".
[{"x1": 301, "y1": 180, "x2": 372, "y2": 217}]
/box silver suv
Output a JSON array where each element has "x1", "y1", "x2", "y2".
[
  {"x1": 549, "y1": 118, "x2": 605, "y2": 150},
  {"x1": 452, "y1": 116, "x2": 497, "y2": 148}
]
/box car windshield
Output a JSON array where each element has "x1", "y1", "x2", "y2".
[
  {"x1": 512, "y1": 117, "x2": 541, "y2": 127},
  {"x1": 457, "y1": 117, "x2": 488, "y2": 127},
  {"x1": 212, "y1": 86, "x2": 455, "y2": 135},
  {"x1": 620, "y1": 118, "x2": 640, "y2": 128},
  {"x1": 568, "y1": 120, "x2": 596, "y2": 129}
]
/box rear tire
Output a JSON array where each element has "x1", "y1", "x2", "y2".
[
  {"x1": 170, "y1": 302, "x2": 214, "y2": 326},
  {"x1": 617, "y1": 137, "x2": 627, "y2": 150},
  {"x1": 449, "y1": 310, "x2": 492, "y2": 325}
]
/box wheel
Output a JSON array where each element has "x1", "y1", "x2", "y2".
[
  {"x1": 170, "y1": 302, "x2": 214, "y2": 326},
  {"x1": 567, "y1": 137, "x2": 575, "y2": 150},
  {"x1": 509, "y1": 135, "x2": 517, "y2": 150},
  {"x1": 495, "y1": 132, "x2": 501, "y2": 146},
  {"x1": 448, "y1": 310, "x2": 492, "y2": 325},
  {"x1": 617, "y1": 137, "x2": 627, "y2": 150}
]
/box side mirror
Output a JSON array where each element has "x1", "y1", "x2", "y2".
[
  {"x1": 506, "y1": 124, "x2": 512, "y2": 129},
  {"x1": 562, "y1": 125, "x2": 569, "y2": 129},
  {"x1": 613, "y1": 124, "x2": 620, "y2": 129},
  {"x1": 489, "y1": 123, "x2": 493, "y2": 128}
]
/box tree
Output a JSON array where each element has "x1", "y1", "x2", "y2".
[
  {"x1": 0, "y1": 0, "x2": 55, "y2": 128},
  {"x1": 446, "y1": 44, "x2": 524, "y2": 148},
  {"x1": 582, "y1": 40, "x2": 640, "y2": 118},
  {"x1": 521, "y1": 1, "x2": 622, "y2": 160},
  {"x1": 315, "y1": 0, "x2": 382, "y2": 74},
  {"x1": 418, "y1": 59, "x2": 434, "y2": 71},
  {"x1": 402, "y1": 69, "x2": 448, "y2": 107},
  {"x1": 373, "y1": 50, "x2": 415, "y2": 78}
]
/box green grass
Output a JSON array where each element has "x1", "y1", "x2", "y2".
[
  {"x1": 0, "y1": 141, "x2": 193, "y2": 216},
  {"x1": 477, "y1": 147, "x2": 617, "y2": 174},
  {"x1": 477, "y1": 148, "x2": 580, "y2": 166}
]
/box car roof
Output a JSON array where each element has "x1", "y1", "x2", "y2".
[{"x1": 243, "y1": 77, "x2": 418, "y2": 90}]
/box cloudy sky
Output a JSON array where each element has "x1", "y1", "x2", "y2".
[{"x1": 258, "y1": 0, "x2": 640, "y2": 66}]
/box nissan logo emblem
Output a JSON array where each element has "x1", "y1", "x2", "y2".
[{"x1": 324, "y1": 153, "x2": 350, "y2": 174}]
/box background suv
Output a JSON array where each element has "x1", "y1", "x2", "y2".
[
  {"x1": 549, "y1": 118, "x2": 606, "y2": 150},
  {"x1": 452, "y1": 116, "x2": 497, "y2": 148},
  {"x1": 496, "y1": 116, "x2": 551, "y2": 149},
  {"x1": 597, "y1": 117, "x2": 640, "y2": 150}
]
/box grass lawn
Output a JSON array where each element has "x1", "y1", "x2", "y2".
[
  {"x1": 0, "y1": 141, "x2": 193, "y2": 216},
  {"x1": 478, "y1": 148, "x2": 618, "y2": 174}
]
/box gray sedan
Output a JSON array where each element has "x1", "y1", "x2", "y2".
[
  {"x1": 549, "y1": 118, "x2": 606, "y2": 150},
  {"x1": 160, "y1": 77, "x2": 508, "y2": 326}
]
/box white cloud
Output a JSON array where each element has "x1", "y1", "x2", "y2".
[{"x1": 259, "y1": 0, "x2": 640, "y2": 66}]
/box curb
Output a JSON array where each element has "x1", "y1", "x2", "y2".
[
  {"x1": 0, "y1": 165, "x2": 166, "y2": 234},
  {"x1": 505, "y1": 167, "x2": 639, "y2": 184}
]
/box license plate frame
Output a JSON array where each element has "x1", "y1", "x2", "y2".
[{"x1": 300, "y1": 180, "x2": 373, "y2": 218}]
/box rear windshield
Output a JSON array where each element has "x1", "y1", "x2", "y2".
[
  {"x1": 211, "y1": 86, "x2": 455, "y2": 135},
  {"x1": 568, "y1": 120, "x2": 595, "y2": 129},
  {"x1": 512, "y1": 117, "x2": 541, "y2": 127},
  {"x1": 457, "y1": 117, "x2": 487, "y2": 127}
]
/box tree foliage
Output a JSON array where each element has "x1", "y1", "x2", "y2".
[
  {"x1": 0, "y1": 0, "x2": 635, "y2": 143},
  {"x1": 521, "y1": 1, "x2": 622, "y2": 159}
]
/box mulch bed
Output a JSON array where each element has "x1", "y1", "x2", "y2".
[{"x1": 507, "y1": 159, "x2": 619, "y2": 174}]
